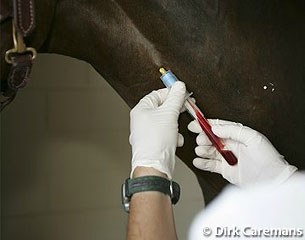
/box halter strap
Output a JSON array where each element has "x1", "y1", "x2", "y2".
[
  {"x1": 13, "y1": 0, "x2": 35, "y2": 36},
  {"x1": 1, "y1": 0, "x2": 36, "y2": 111}
]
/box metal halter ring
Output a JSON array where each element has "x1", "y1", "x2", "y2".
[
  {"x1": 4, "y1": 21, "x2": 37, "y2": 64},
  {"x1": 5, "y1": 47, "x2": 37, "y2": 64}
]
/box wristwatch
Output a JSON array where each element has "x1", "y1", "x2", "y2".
[{"x1": 121, "y1": 175, "x2": 181, "y2": 213}]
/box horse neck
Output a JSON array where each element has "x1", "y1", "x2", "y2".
[{"x1": 44, "y1": 1, "x2": 166, "y2": 106}]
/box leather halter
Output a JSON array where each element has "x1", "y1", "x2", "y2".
[{"x1": 0, "y1": 0, "x2": 36, "y2": 111}]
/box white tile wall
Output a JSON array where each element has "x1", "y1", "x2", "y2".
[{"x1": 1, "y1": 54, "x2": 204, "y2": 240}]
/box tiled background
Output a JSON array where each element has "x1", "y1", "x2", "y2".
[{"x1": 1, "y1": 54, "x2": 204, "y2": 239}]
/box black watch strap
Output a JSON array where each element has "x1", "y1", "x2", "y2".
[{"x1": 122, "y1": 176, "x2": 180, "y2": 213}]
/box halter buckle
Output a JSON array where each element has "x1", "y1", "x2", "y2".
[{"x1": 5, "y1": 21, "x2": 37, "y2": 64}]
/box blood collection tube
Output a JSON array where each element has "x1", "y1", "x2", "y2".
[{"x1": 159, "y1": 67, "x2": 238, "y2": 166}]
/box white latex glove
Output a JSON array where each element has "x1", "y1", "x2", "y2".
[
  {"x1": 130, "y1": 81, "x2": 186, "y2": 179},
  {"x1": 188, "y1": 119, "x2": 297, "y2": 186}
]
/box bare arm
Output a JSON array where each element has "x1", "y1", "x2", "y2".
[{"x1": 126, "y1": 167, "x2": 178, "y2": 240}]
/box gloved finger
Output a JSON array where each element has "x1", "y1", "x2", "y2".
[
  {"x1": 181, "y1": 97, "x2": 195, "y2": 113},
  {"x1": 208, "y1": 119, "x2": 240, "y2": 125},
  {"x1": 195, "y1": 146, "x2": 218, "y2": 158},
  {"x1": 189, "y1": 119, "x2": 239, "y2": 134},
  {"x1": 177, "y1": 133, "x2": 184, "y2": 147},
  {"x1": 192, "y1": 158, "x2": 222, "y2": 174},
  {"x1": 138, "y1": 88, "x2": 169, "y2": 109},
  {"x1": 196, "y1": 132, "x2": 212, "y2": 146},
  {"x1": 211, "y1": 124, "x2": 257, "y2": 144},
  {"x1": 187, "y1": 120, "x2": 202, "y2": 133},
  {"x1": 162, "y1": 81, "x2": 186, "y2": 111}
]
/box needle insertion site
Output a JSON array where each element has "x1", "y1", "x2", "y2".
[{"x1": 159, "y1": 67, "x2": 238, "y2": 166}]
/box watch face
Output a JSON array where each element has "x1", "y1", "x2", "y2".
[{"x1": 121, "y1": 183, "x2": 130, "y2": 213}]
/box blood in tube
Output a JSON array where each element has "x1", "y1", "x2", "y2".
[{"x1": 194, "y1": 107, "x2": 238, "y2": 166}]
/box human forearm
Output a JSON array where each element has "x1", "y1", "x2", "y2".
[{"x1": 126, "y1": 167, "x2": 178, "y2": 240}]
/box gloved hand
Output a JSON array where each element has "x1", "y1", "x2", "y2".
[
  {"x1": 188, "y1": 119, "x2": 297, "y2": 186},
  {"x1": 130, "y1": 81, "x2": 186, "y2": 179}
]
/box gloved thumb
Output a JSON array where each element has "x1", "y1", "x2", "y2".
[{"x1": 162, "y1": 81, "x2": 186, "y2": 111}]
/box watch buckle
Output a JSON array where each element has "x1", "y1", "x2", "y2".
[{"x1": 121, "y1": 183, "x2": 130, "y2": 213}]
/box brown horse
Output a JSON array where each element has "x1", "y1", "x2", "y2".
[{"x1": 1, "y1": 0, "x2": 305, "y2": 203}]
